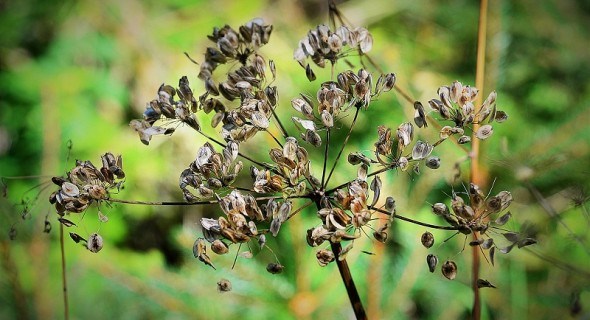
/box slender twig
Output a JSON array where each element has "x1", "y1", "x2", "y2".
[
  {"x1": 369, "y1": 206, "x2": 459, "y2": 230},
  {"x1": 324, "y1": 107, "x2": 360, "y2": 189},
  {"x1": 60, "y1": 224, "x2": 70, "y2": 320},
  {"x1": 321, "y1": 129, "x2": 331, "y2": 189},
  {"x1": 196, "y1": 130, "x2": 273, "y2": 170},
  {"x1": 270, "y1": 106, "x2": 290, "y2": 139},
  {"x1": 266, "y1": 129, "x2": 283, "y2": 148},
  {"x1": 286, "y1": 200, "x2": 314, "y2": 221},
  {"x1": 106, "y1": 194, "x2": 312, "y2": 206},
  {"x1": 525, "y1": 182, "x2": 590, "y2": 257}
]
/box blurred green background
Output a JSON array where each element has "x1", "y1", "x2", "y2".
[{"x1": 1, "y1": 0, "x2": 589, "y2": 319}]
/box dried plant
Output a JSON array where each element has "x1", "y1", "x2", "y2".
[{"x1": 6, "y1": 2, "x2": 541, "y2": 320}]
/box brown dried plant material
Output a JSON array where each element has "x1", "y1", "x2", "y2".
[
  {"x1": 421, "y1": 231, "x2": 434, "y2": 248},
  {"x1": 441, "y1": 260, "x2": 457, "y2": 280},
  {"x1": 217, "y1": 279, "x2": 232, "y2": 293},
  {"x1": 87, "y1": 233, "x2": 104, "y2": 253}
]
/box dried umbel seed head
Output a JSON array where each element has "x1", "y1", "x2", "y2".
[
  {"x1": 426, "y1": 254, "x2": 438, "y2": 273},
  {"x1": 87, "y1": 233, "x2": 104, "y2": 253},
  {"x1": 217, "y1": 279, "x2": 232, "y2": 292},
  {"x1": 266, "y1": 262, "x2": 284, "y2": 274},
  {"x1": 316, "y1": 249, "x2": 335, "y2": 267},
  {"x1": 421, "y1": 231, "x2": 434, "y2": 248},
  {"x1": 441, "y1": 260, "x2": 457, "y2": 280}
]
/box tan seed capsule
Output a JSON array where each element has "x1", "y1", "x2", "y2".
[
  {"x1": 211, "y1": 240, "x2": 229, "y2": 255},
  {"x1": 266, "y1": 262, "x2": 284, "y2": 274},
  {"x1": 441, "y1": 260, "x2": 457, "y2": 280},
  {"x1": 217, "y1": 278, "x2": 232, "y2": 292},
  {"x1": 87, "y1": 233, "x2": 103, "y2": 253},
  {"x1": 421, "y1": 231, "x2": 434, "y2": 248}
]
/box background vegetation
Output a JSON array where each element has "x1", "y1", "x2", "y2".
[{"x1": 1, "y1": 0, "x2": 589, "y2": 319}]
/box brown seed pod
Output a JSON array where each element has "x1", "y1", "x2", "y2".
[
  {"x1": 441, "y1": 260, "x2": 457, "y2": 280},
  {"x1": 217, "y1": 278, "x2": 232, "y2": 292},
  {"x1": 87, "y1": 233, "x2": 104, "y2": 253},
  {"x1": 211, "y1": 239, "x2": 229, "y2": 255},
  {"x1": 421, "y1": 231, "x2": 434, "y2": 248},
  {"x1": 316, "y1": 249, "x2": 335, "y2": 267},
  {"x1": 426, "y1": 254, "x2": 438, "y2": 273},
  {"x1": 266, "y1": 262, "x2": 284, "y2": 274}
]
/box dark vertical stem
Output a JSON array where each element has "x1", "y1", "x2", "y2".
[
  {"x1": 60, "y1": 224, "x2": 70, "y2": 320},
  {"x1": 331, "y1": 242, "x2": 367, "y2": 320},
  {"x1": 313, "y1": 199, "x2": 366, "y2": 319}
]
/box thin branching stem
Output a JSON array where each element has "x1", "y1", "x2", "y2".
[
  {"x1": 270, "y1": 106, "x2": 290, "y2": 139},
  {"x1": 60, "y1": 224, "x2": 69, "y2": 320},
  {"x1": 196, "y1": 130, "x2": 273, "y2": 170},
  {"x1": 369, "y1": 206, "x2": 459, "y2": 230},
  {"x1": 324, "y1": 107, "x2": 360, "y2": 189},
  {"x1": 106, "y1": 194, "x2": 312, "y2": 206},
  {"x1": 321, "y1": 129, "x2": 331, "y2": 189},
  {"x1": 286, "y1": 200, "x2": 314, "y2": 221},
  {"x1": 526, "y1": 182, "x2": 590, "y2": 257},
  {"x1": 266, "y1": 129, "x2": 283, "y2": 148}
]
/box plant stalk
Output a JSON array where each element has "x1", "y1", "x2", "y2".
[
  {"x1": 471, "y1": 0, "x2": 489, "y2": 319},
  {"x1": 60, "y1": 224, "x2": 70, "y2": 320},
  {"x1": 331, "y1": 242, "x2": 367, "y2": 320}
]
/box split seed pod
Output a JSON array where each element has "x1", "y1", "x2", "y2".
[{"x1": 441, "y1": 260, "x2": 457, "y2": 280}]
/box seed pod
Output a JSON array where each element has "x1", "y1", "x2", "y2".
[
  {"x1": 373, "y1": 230, "x2": 388, "y2": 243},
  {"x1": 193, "y1": 237, "x2": 216, "y2": 269},
  {"x1": 69, "y1": 232, "x2": 85, "y2": 243},
  {"x1": 61, "y1": 182, "x2": 80, "y2": 197},
  {"x1": 385, "y1": 196, "x2": 396, "y2": 215},
  {"x1": 87, "y1": 233, "x2": 104, "y2": 253},
  {"x1": 425, "y1": 156, "x2": 441, "y2": 169},
  {"x1": 457, "y1": 135, "x2": 471, "y2": 144},
  {"x1": 421, "y1": 231, "x2": 434, "y2": 248},
  {"x1": 316, "y1": 249, "x2": 336, "y2": 267},
  {"x1": 382, "y1": 73, "x2": 396, "y2": 92},
  {"x1": 426, "y1": 254, "x2": 438, "y2": 273},
  {"x1": 266, "y1": 262, "x2": 284, "y2": 274},
  {"x1": 305, "y1": 64, "x2": 316, "y2": 82},
  {"x1": 217, "y1": 279, "x2": 232, "y2": 292},
  {"x1": 441, "y1": 260, "x2": 457, "y2": 280},
  {"x1": 211, "y1": 239, "x2": 229, "y2": 255},
  {"x1": 412, "y1": 141, "x2": 433, "y2": 160},
  {"x1": 432, "y1": 203, "x2": 449, "y2": 216},
  {"x1": 476, "y1": 124, "x2": 493, "y2": 140},
  {"x1": 476, "y1": 279, "x2": 496, "y2": 289}
]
